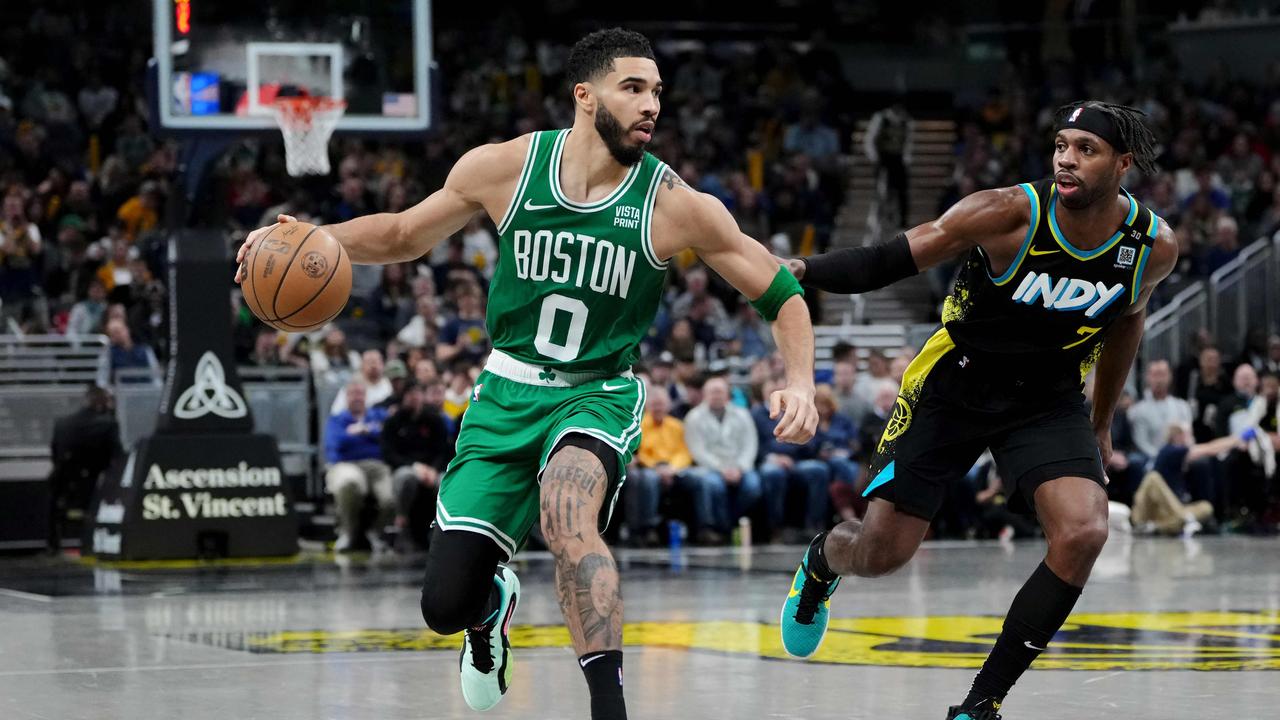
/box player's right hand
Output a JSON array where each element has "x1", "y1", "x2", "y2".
[{"x1": 234, "y1": 214, "x2": 297, "y2": 284}]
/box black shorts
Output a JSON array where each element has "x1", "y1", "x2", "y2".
[{"x1": 863, "y1": 328, "x2": 1105, "y2": 520}]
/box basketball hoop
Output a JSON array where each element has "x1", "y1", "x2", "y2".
[{"x1": 272, "y1": 97, "x2": 346, "y2": 176}]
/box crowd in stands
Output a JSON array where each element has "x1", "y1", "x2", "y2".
[{"x1": 8, "y1": 5, "x2": 1279, "y2": 551}]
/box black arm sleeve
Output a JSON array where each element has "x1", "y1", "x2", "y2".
[{"x1": 799, "y1": 232, "x2": 919, "y2": 294}]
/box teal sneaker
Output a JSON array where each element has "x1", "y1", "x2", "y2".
[
  {"x1": 945, "y1": 705, "x2": 1002, "y2": 720},
  {"x1": 460, "y1": 565, "x2": 520, "y2": 711},
  {"x1": 779, "y1": 536, "x2": 841, "y2": 658}
]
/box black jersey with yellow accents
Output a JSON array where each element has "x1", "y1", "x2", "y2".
[{"x1": 941, "y1": 178, "x2": 1161, "y2": 392}]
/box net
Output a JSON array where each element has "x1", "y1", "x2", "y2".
[{"x1": 272, "y1": 97, "x2": 346, "y2": 176}]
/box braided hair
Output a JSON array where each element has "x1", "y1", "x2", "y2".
[{"x1": 1053, "y1": 101, "x2": 1159, "y2": 175}]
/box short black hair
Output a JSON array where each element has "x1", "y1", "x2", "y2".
[{"x1": 566, "y1": 28, "x2": 655, "y2": 84}]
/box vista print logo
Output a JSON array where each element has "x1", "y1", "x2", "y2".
[{"x1": 174, "y1": 352, "x2": 248, "y2": 420}]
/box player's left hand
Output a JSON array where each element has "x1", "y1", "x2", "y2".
[
  {"x1": 1095, "y1": 429, "x2": 1112, "y2": 485},
  {"x1": 770, "y1": 384, "x2": 818, "y2": 444}
]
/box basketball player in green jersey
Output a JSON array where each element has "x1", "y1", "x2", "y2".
[
  {"x1": 776, "y1": 102, "x2": 1178, "y2": 719},
  {"x1": 236, "y1": 28, "x2": 818, "y2": 719}
]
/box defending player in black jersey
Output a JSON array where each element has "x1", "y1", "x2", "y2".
[{"x1": 777, "y1": 102, "x2": 1178, "y2": 720}]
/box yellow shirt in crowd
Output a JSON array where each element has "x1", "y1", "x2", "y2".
[
  {"x1": 117, "y1": 196, "x2": 157, "y2": 241},
  {"x1": 636, "y1": 412, "x2": 693, "y2": 471}
]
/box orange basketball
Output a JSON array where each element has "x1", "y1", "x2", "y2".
[{"x1": 241, "y1": 222, "x2": 352, "y2": 332}]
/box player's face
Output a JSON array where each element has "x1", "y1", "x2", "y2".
[
  {"x1": 590, "y1": 57, "x2": 662, "y2": 166},
  {"x1": 1052, "y1": 129, "x2": 1131, "y2": 210}
]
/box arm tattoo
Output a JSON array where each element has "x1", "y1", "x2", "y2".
[{"x1": 661, "y1": 168, "x2": 694, "y2": 193}]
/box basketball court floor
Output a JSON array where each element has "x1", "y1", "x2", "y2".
[{"x1": 1, "y1": 536, "x2": 1276, "y2": 719}]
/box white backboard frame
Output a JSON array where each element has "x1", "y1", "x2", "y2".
[
  {"x1": 154, "y1": 0, "x2": 431, "y2": 132},
  {"x1": 245, "y1": 42, "x2": 345, "y2": 117}
]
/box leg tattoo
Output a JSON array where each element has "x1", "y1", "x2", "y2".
[{"x1": 542, "y1": 447, "x2": 624, "y2": 655}]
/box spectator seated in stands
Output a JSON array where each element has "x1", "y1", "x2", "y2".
[
  {"x1": 722, "y1": 301, "x2": 775, "y2": 361},
  {"x1": 644, "y1": 352, "x2": 677, "y2": 406},
  {"x1": 65, "y1": 279, "x2": 107, "y2": 337},
  {"x1": 309, "y1": 326, "x2": 360, "y2": 385},
  {"x1": 858, "y1": 379, "x2": 901, "y2": 460},
  {"x1": 1152, "y1": 422, "x2": 1236, "y2": 524},
  {"x1": 436, "y1": 284, "x2": 490, "y2": 365},
  {"x1": 381, "y1": 381, "x2": 454, "y2": 553},
  {"x1": 412, "y1": 356, "x2": 439, "y2": 388},
  {"x1": 625, "y1": 387, "x2": 693, "y2": 547},
  {"x1": 754, "y1": 377, "x2": 829, "y2": 540},
  {"x1": 440, "y1": 361, "x2": 476, "y2": 421},
  {"x1": 396, "y1": 294, "x2": 441, "y2": 350},
  {"x1": 247, "y1": 327, "x2": 288, "y2": 368},
  {"x1": 813, "y1": 384, "x2": 863, "y2": 522},
  {"x1": 48, "y1": 384, "x2": 122, "y2": 553},
  {"x1": 376, "y1": 359, "x2": 410, "y2": 410},
  {"x1": 1204, "y1": 215, "x2": 1241, "y2": 275},
  {"x1": 1129, "y1": 360, "x2": 1193, "y2": 460},
  {"x1": 331, "y1": 349, "x2": 392, "y2": 413},
  {"x1": 682, "y1": 376, "x2": 760, "y2": 544},
  {"x1": 1188, "y1": 346, "x2": 1232, "y2": 442},
  {"x1": 1104, "y1": 389, "x2": 1146, "y2": 506},
  {"x1": 1215, "y1": 364, "x2": 1278, "y2": 526},
  {"x1": 669, "y1": 265, "x2": 729, "y2": 327},
  {"x1": 0, "y1": 189, "x2": 45, "y2": 327},
  {"x1": 853, "y1": 350, "x2": 893, "y2": 413},
  {"x1": 1138, "y1": 423, "x2": 1245, "y2": 536},
  {"x1": 324, "y1": 383, "x2": 392, "y2": 553},
  {"x1": 971, "y1": 462, "x2": 1039, "y2": 541},
  {"x1": 669, "y1": 355, "x2": 704, "y2": 418},
  {"x1": 831, "y1": 359, "x2": 870, "y2": 427},
  {"x1": 97, "y1": 317, "x2": 158, "y2": 386}
]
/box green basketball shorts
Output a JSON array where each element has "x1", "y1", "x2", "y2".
[{"x1": 436, "y1": 350, "x2": 645, "y2": 559}]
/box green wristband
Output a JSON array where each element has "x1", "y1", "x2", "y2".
[{"x1": 749, "y1": 265, "x2": 804, "y2": 322}]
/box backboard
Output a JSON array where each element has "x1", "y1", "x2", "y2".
[{"x1": 153, "y1": 0, "x2": 431, "y2": 133}]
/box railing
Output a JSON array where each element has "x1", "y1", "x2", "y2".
[
  {"x1": 1141, "y1": 283, "x2": 1209, "y2": 367},
  {"x1": 0, "y1": 333, "x2": 106, "y2": 387},
  {"x1": 1208, "y1": 237, "x2": 1277, "y2": 355},
  {"x1": 814, "y1": 324, "x2": 914, "y2": 368},
  {"x1": 0, "y1": 335, "x2": 108, "y2": 464},
  {"x1": 114, "y1": 364, "x2": 320, "y2": 497}
]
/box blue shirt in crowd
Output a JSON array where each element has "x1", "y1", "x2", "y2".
[{"x1": 325, "y1": 406, "x2": 389, "y2": 464}]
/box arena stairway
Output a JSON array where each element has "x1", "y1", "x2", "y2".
[{"x1": 819, "y1": 118, "x2": 956, "y2": 326}]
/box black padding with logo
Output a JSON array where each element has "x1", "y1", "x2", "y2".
[
  {"x1": 155, "y1": 230, "x2": 254, "y2": 435},
  {"x1": 88, "y1": 231, "x2": 296, "y2": 560}
]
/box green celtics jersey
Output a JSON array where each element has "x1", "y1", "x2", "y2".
[{"x1": 487, "y1": 129, "x2": 670, "y2": 375}]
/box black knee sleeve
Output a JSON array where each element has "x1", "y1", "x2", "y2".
[
  {"x1": 420, "y1": 526, "x2": 503, "y2": 635},
  {"x1": 547, "y1": 433, "x2": 620, "y2": 532}
]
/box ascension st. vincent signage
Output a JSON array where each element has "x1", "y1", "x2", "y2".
[{"x1": 88, "y1": 231, "x2": 297, "y2": 559}]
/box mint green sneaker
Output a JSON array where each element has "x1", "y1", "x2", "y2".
[
  {"x1": 779, "y1": 536, "x2": 840, "y2": 658},
  {"x1": 460, "y1": 565, "x2": 520, "y2": 711}
]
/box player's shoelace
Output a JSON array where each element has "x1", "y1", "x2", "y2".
[
  {"x1": 465, "y1": 623, "x2": 495, "y2": 673},
  {"x1": 793, "y1": 573, "x2": 834, "y2": 624}
]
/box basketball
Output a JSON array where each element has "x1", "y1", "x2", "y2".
[{"x1": 241, "y1": 221, "x2": 352, "y2": 332}]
